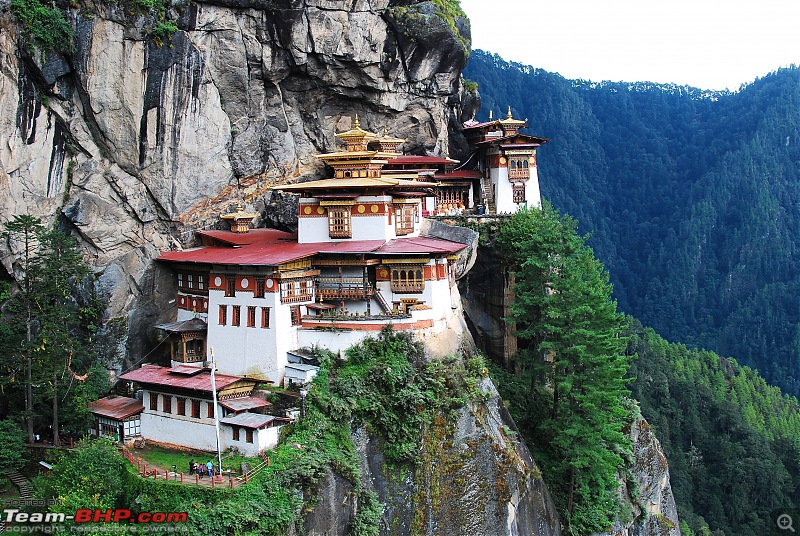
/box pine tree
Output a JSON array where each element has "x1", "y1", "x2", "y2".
[
  {"x1": 2, "y1": 216, "x2": 109, "y2": 444},
  {"x1": 497, "y1": 203, "x2": 631, "y2": 533}
]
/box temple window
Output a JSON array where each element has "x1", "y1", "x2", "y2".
[
  {"x1": 281, "y1": 279, "x2": 314, "y2": 304},
  {"x1": 247, "y1": 306, "x2": 256, "y2": 327},
  {"x1": 198, "y1": 275, "x2": 204, "y2": 290},
  {"x1": 232, "y1": 426, "x2": 240, "y2": 441},
  {"x1": 207, "y1": 402, "x2": 214, "y2": 418},
  {"x1": 513, "y1": 183, "x2": 526, "y2": 204},
  {"x1": 191, "y1": 400, "x2": 201, "y2": 418},
  {"x1": 187, "y1": 274, "x2": 193, "y2": 289},
  {"x1": 149, "y1": 393, "x2": 158, "y2": 411},
  {"x1": 508, "y1": 157, "x2": 530, "y2": 180},
  {"x1": 226, "y1": 277, "x2": 236, "y2": 297},
  {"x1": 163, "y1": 395, "x2": 172, "y2": 414},
  {"x1": 232, "y1": 305, "x2": 241, "y2": 326},
  {"x1": 328, "y1": 207, "x2": 352, "y2": 238},
  {"x1": 290, "y1": 305, "x2": 302, "y2": 326},
  {"x1": 261, "y1": 307, "x2": 271, "y2": 328},
  {"x1": 219, "y1": 305, "x2": 227, "y2": 326},
  {"x1": 255, "y1": 279, "x2": 265, "y2": 298},
  {"x1": 390, "y1": 266, "x2": 425, "y2": 293},
  {"x1": 394, "y1": 204, "x2": 416, "y2": 236},
  {"x1": 246, "y1": 429, "x2": 254, "y2": 443},
  {"x1": 177, "y1": 398, "x2": 186, "y2": 415}
]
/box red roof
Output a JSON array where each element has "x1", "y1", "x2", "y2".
[
  {"x1": 119, "y1": 364, "x2": 256, "y2": 394},
  {"x1": 89, "y1": 396, "x2": 144, "y2": 420},
  {"x1": 159, "y1": 230, "x2": 465, "y2": 266},
  {"x1": 375, "y1": 237, "x2": 465, "y2": 255},
  {"x1": 159, "y1": 241, "x2": 322, "y2": 266},
  {"x1": 198, "y1": 228, "x2": 295, "y2": 246}
]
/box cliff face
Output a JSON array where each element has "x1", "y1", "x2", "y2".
[
  {"x1": 302, "y1": 378, "x2": 562, "y2": 536},
  {"x1": 0, "y1": 0, "x2": 470, "y2": 360}
]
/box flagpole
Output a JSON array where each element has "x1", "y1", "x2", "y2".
[{"x1": 209, "y1": 347, "x2": 223, "y2": 477}]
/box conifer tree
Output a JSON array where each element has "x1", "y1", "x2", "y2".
[
  {"x1": 2, "y1": 216, "x2": 109, "y2": 444},
  {"x1": 497, "y1": 203, "x2": 631, "y2": 534}
]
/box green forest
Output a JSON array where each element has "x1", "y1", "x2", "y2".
[{"x1": 464, "y1": 51, "x2": 800, "y2": 398}]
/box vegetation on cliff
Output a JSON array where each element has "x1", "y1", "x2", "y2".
[
  {"x1": 31, "y1": 331, "x2": 486, "y2": 534},
  {"x1": 487, "y1": 204, "x2": 632, "y2": 534}
]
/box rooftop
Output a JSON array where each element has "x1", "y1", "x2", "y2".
[
  {"x1": 158, "y1": 229, "x2": 466, "y2": 266},
  {"x1": 119, "y1": 364, "x2": 260, "y2": 394},
  {"x1": 89, "y1": 396, "x2": 144, "y2": 420}
]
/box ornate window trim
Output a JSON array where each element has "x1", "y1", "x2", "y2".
[{"x1": 327, "y1": 206, "x2": 352, "y2": 238}]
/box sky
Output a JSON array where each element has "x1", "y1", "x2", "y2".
[{"x1": 459, "y1": 0, "x2": 800, "y2": 91}]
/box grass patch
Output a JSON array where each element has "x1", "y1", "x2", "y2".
[{"x1": 135, "y1": 444, "x2": 261, "y2": 475}]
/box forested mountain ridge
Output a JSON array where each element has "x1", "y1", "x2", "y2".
[{"x1": 464, "y1": 50, "x2": 800, "y2": 396}]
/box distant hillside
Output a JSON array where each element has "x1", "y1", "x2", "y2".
[
  {"x1": 464, "y1": 50, "x2": 800, "y2": 396},
  {"x1": 626, "y1": 321, "x2": 800, "y2": 535}
]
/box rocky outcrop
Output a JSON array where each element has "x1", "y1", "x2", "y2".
[
  {"x1": 302, "y1": 377, "x2": 562, "y2": 536},
  {"x1": 588, "y1": 414, "x2": 680, "y2": 536},
  {"x1": 457, "y1": 227, "x2": 518, "y2": 365},
  {"x1": 0, "y1": 0, "x2": 470, "y2": 364}
]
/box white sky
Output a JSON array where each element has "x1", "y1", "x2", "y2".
[{"x1": 459, "y1": 0, "x2": 800, "y2": 91}]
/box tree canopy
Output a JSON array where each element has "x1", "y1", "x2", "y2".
[
  {"x1": 495, "y1": 204, "x2": 631, "y2": 534},
  {"x1": 465, "y1": 52, "x2": 800, "y2": 398}
]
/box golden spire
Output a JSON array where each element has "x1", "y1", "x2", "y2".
[
  {"x1": 354, "y1": 114, "x2": 360, "y2": 129},
  {"x1": 488, "y1": 109, "x2": 493, "y2": 120},
  {"x1": 507, "y1": 105, "x2": 513, "y2": 119}
]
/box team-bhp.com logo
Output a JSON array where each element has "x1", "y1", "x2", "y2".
[{"x1": 4, "y1": 508, "x2": 188, "y2": 524}]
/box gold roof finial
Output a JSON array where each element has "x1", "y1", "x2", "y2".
[
  {"x1": 507, "y1": 105, "x2": 513, "y2": 119},
  {"x1": 488, "y1": 109, "x2": 493, "y2": 120},
  {"x1": 354, "y1": 114, "x2": 360, "y2": 129}
]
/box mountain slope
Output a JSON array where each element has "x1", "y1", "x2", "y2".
[{"x1": 464, "y1": 51, "x2": 800, "y2": 396}]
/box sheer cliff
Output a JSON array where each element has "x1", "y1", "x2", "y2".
[{"x1": 0, "y1": 0, "x2": 471, "y2": 359}]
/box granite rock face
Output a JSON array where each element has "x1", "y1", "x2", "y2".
[
  {"x1": 302, "y1": 378, "x2": 563, "y2": 536},
  {"x1": 0, "y1": 0, "x2": 470, "y2": 363}
]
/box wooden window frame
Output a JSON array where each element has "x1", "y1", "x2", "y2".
[
  {"x1": 149, "y1": 393, "x2": 159, "y2": 411},
  {"x1": 177, "y1": 397, "x2": 186, "y2": 416},
  {"x1": 512, "y1": 183, "x2": 526, "y2": 204},
  {"x1": 255, "y1": 278, "x2": 265, "y2": 299},
  {"x1": 226, "y1": 276, "x2": 236, "y2": 297},
  {"x1": 219, "y1": 305, "x2": 227, "y2": 326},
  {"x1": 280, "y1": 279, "x2": 314, "y2": 304},
  {"x1": 290, "y1": 305, "x2": 301, "y2": 326},
  {"x1": 232, "y1": 305, "x2": 241, "y2": 327},
  {"x1": 232, "y1": 426, "x2": 240, "y2": 441},
  {"x1": 191, "y1": 399, "x2": 201, "y2": 419},
  {"x1": 327, "y1": 207, "x2": 352, "y2": 238},
  {"x1": 261, "y1": 307, "x2": 271, "y2": 329},
  {"x1": 245, "y1": 429, "x2": 254, "y2": 443},
  {"x1": 163, "y1": 395, "x2": 172, "y2": 414},
  {"x1": 207, "y1": 401, "x2": 214, "y2": 419},
  {"x1": 390, "y1": 266, "x2": 425, "y2": 293},
  {"x1": 247, "y1": 306, "x2": 256, "y2": 327},
  {"x1": 394, "y1": 204, "x2": 415, "y2": 236}
]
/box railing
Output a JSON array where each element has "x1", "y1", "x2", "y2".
[
  {"x1": 508, "y1": 168, "x2": 529, "y2": 180},
  {"x1": 316, "y1": 277, "x2": 372, "y2": 299},
  {"x1": 303, "y1": 312, "x2": 411, "y2": 322},
  {"x1": 390, "y1": 282, "x2": 425, "y2": 294}
]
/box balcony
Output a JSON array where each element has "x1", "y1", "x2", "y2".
[{"x1": 316, "y1": 277, "x2": 373, "y2": 300}]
